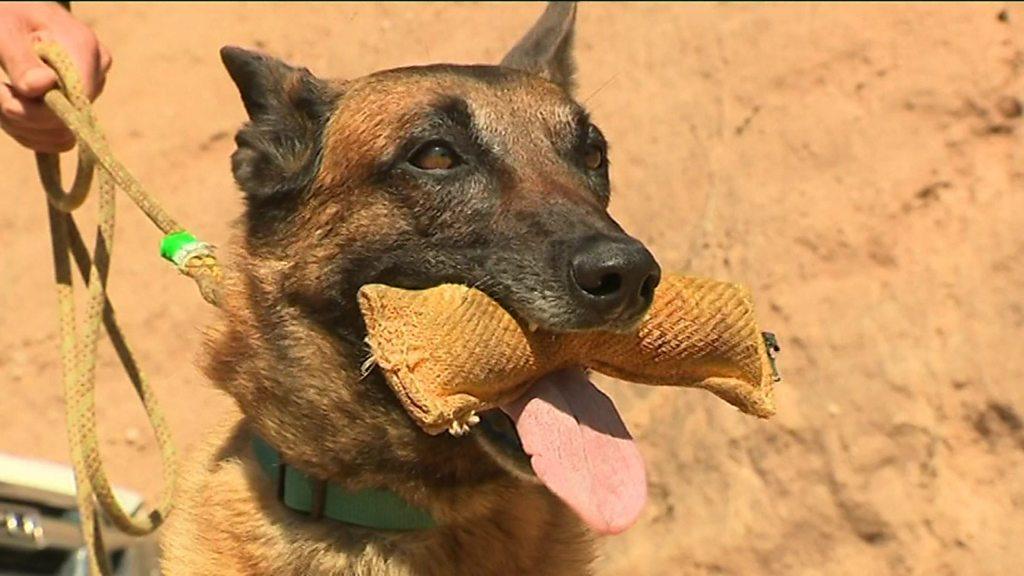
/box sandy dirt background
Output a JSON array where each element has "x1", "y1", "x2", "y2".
[{"x1": 2, "y1": 3, "x2": 1022, "y2": 574}]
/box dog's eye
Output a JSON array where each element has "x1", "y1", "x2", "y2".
[
  {"x1": 583, "y1": 123, "x2": 607, "y2": 171},
  {"x1": 584, "y1": 144, "x2": 605, "y2": 171},
  {"x1": 409, "y1": 141, "x2": 461, "y2": 171}
]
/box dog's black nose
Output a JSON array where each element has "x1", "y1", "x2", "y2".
[{"x1": 570, "y1": 236, "x2": 661, "y2": 321}]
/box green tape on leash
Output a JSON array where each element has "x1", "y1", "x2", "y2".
[{"x1": 160, "y1": 231, "x2": 210, "y2": 269}]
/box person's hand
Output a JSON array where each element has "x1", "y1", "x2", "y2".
[{"x1": 0, "y1": 2, "x2": 111, "y2": 153}]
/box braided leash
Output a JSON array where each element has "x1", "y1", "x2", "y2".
[{"x1": 33, "y1": 42, "x2": 221, "y2": 573}]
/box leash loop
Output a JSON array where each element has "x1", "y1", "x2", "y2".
[
  {"x1": 31, "y1": 41, "x2": 223, "y2": 573},
  {"x1": 34, "y1": 41, "x2": 95, "y2": 212}
]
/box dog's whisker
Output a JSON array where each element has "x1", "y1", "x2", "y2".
[
  {"x1": 582, "y1": 72, "x2": 620, "y2": 105},
  {"x1": 469, "y1": 275, "x2": 497, "y2": 293}
]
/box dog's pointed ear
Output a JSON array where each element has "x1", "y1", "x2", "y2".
[
  {"x1": 220, "y1": 46, "x2": 337, "y2": 200},
  {"x1": 500, "y1": 2, "x2": 577, "y2": 93}
]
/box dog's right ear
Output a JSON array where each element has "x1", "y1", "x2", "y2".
[
  {"x1": 220, "y1": 46, "x2": 337, "y2": 200},
  {"x1": 500, "y1": 2, "x2": 577, "y2": 93}
]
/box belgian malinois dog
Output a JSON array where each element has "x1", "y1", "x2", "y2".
[{"x1": 163, "y1": 3, "x2": 663, "y2": 574}]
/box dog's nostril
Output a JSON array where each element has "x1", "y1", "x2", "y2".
[
  {"x1": 581, "y1": 272, "x2": 623, "y2": 297},
  {"x1": 639, "y1": 273, "x2": 658, "y2": 303}
]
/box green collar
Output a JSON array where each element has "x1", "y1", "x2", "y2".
[{"x1": 251, "y1": 434, "x2": 436, "y2": 531}]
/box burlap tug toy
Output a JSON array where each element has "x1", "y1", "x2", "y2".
[{"x1": 359, "y1": 274, "x2": 780, "y2": 435}]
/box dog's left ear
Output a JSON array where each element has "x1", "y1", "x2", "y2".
[
  {"x1": 500, "y1": 2, "x2": 577, "y2": 93},
  {"x1": 220, "y1": 46, "x2": 337, "y2": 200}
]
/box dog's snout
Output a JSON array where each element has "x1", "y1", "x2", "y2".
[{"x1": 570, "y1": 236, "x2": 661, "y2": 321}]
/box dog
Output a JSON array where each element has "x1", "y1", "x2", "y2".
[{"x1": 162, "y1": 3, "x2": 662, "y2": 574}]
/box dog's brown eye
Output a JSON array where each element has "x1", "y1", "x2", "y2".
[
  {"x1": 584, "y1": 144, "x2": 605, "y2": 171},
  {"x1": 409, "y1": 142, "x2": 460, "y2": 171}
]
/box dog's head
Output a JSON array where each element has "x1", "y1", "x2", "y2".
[
  {"x1": 211, "y1": 3, "x2": 660, "y2": 527},
  {"x1": 222, "y1": 3, "x2": 659, "y2": 336}
]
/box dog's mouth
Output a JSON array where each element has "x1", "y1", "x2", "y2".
[
  {"x1": 473, "y1": 368, "x2": 647, "y2": 535},
  {"x1": 477, "y1": 409, "x2": 527, "y2": 462},
  {"x1": 360, "y1": 279, "x2": 650, "y2": 533}
]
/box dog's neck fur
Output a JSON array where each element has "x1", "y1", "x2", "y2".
[
  {"x1": 165, "y1": 259, "x2": 596, "y2": 575},
  {"x1": 164, "y1": 418, "x2": 594, "y2": 576}
]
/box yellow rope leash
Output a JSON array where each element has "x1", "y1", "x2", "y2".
[{"x1": 33, "y1": 42, "x2": 222, "y2": 573}]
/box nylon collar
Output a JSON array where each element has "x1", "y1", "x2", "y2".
[{"x1": 251, "y1": 434, "x2": 436, "y2": 531}]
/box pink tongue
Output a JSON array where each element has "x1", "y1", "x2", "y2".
[{"x1": 501, "y1": 369, "x2": 647, "y2": 535}]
